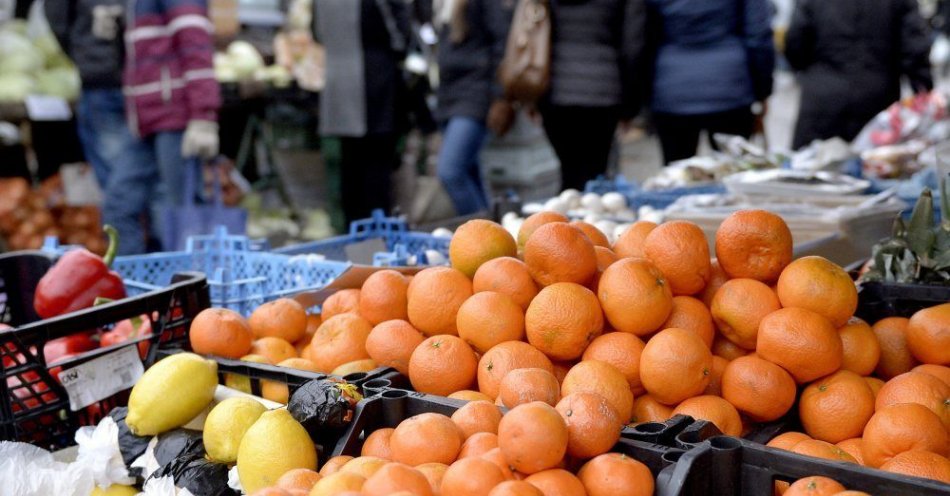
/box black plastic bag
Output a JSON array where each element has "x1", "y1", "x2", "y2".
[
  {"x1": 288, "y1": 379, "x2": 362, "y2": 437},
  {"x1": 108, "y1": 407, "x2": 151, "y2": 473},
  {"x1": 149, "y1": 451, "x2": 237, "y2": 496},
  {"x1": 153, "y1": 429, "x2": 204, "y2": 469}
]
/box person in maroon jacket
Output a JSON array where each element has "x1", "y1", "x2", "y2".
[{"x1": 124, "y1": 0, "x2": 221, "y2": 247}]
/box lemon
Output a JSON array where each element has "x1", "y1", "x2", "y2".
[
  {"x1": 126, "y1": 352, "x2": 218, "y2": 436},
  {"x1": 224, "y1": 354, "x2": 270, "y2": 394},
  {"x1": 237, "y1": 408, "x2": 317, "y2": 493},
  {"x1": 203, "y1": 397, "x2": 266, "y2": 462},
  {"x1": 331, "y1": 358, "x2": 378, "y2": 376},
  {"x1": 90, "y1": 485, "x2": 138, "y2": 496}
]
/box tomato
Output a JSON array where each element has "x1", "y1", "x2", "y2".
[{"x1": 99, "y1": 315, "x2": 152, "y2": 358}]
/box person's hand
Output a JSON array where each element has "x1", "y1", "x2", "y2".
[
  {"x1": 753, "y1": 101, "x2": 768, "y2": 136},
  {"x1": 181, "y1": 120, "x2": 219, "y2": 159},
  {"x1": 487, "y1": 99, "x2": 515, "y2": 136}
]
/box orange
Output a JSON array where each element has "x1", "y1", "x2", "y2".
[
  {"x1": 332, "y1": 358, "x2": 377, "y2": 376},
  {"x1": 561, "y1": 360, "x2": 634, "y2": 423},
  {"x1": 525, "y1": 283, "x2": 603, "y2": 361},
  {"x1": 407, "y1": 267, "x2": 473, "y2": 336},
  {"x1": 451, "y1": 400, "x2": 503, "y2": 439},
  {"x1": 473, "y1": 257, "x2": 540, "y2": 311},
  {"x1": 783, "y1": 476, "x2": 845, "y2": 496},
  {"x1": 249, "y1": 298, "x2": 308, "y2": 342},
  {"x1": 672, "y1": 395, "x2": 742, "y2": 436},
  {"x1": 570, "y1": 221, "x2": 610, "y2": 248},
  {"x1": 711, "y1": 278, "x2": 782, "y2": 350},
  {"x1": 838, "y1": 318, "x2": 881, "y2": 376},
  {"x1": 597, "y1": 257, "x2": 673, "y2": 336},
  {"x1": 499, "y1": 368, "x2": 561, "y2": 408},
  {"x1": 864, "y1": 377, "x2": 885, "y2": 398},
  {"x1": 612, "y1": 220, "x2": 657, "y2": 260},
  {"x1": 879, "y1": 449, "x2": 950, "y2": 484},
  {"x1": 477, "y1": 341, "x2": 554, "y2": 400},
  {"x1": 518, "y1": 211, "x2": 569, "y2": 250},
  {"x1": 365, "y1": 319, "x2": 424, "y2": 376},
  {"x1": 450, "y1": 390, "x2": 494, "y2": 403},
  {"x1": 442, "y1": 457, "x2": 506, "y2": 495},
  {"x1": 631, "y1": 395, "x2": 673, "y2": 424},
  {"x1": 640, "y1": 327, "x2": 713, "y2": 405},
  {"x1": 835, "y1": 438, "x2": 865, "y2": 465},
  {"x1": 589, "y1": 246, "x2": 619, "y2": 292},
  {"x1": 359, "y1": 270, "x2": 409, "y2": 325},
  {"x1": 874, "y1": 371, "x2": 950, "y2": 430},
  {"x1": 715, "y1": 210, "x2": 793, "y2": 283},
  {"x1": 340, "y1": 456, "x2": 388, "y2": 478},
  {"x1": 914, "y1": 364, "x2": 950, "y2": 387},
  {"x1": 790, "y1": 439, "x2": 857, "y2": 464},
  {"x1": 799, "y1": 370, "x2": 875, "y2": 443},
  {"x1": 907, "y1": 303, "x2": 950, "y2": 365},
  {"x1": 711, "y1": 334, "x2": 749, "y2": 361},
  {"x1": 498, "y1": 402, "x2": 569, "y2": 474},
  {"x1": 699, "y1": 259, "x2": 729, "y2": 308},
  {"x1": 577, "y1": 453, "x2": 654, "y2": 496},
  {"x1": 189, "y1": 308, "x2": 254, "y2": 358},
  {"x1": 756, "y1": 308, "x2": 843, "y2": 383},
  {"x1": 416, "y1": 463, "x2": 448, "y2": 495},
  {"x1": 524, "y1": 222, "x2": 598, "y2": 287},
  {"x1": 249, "y1": 488, "x2": 292, "y2": 496},
  {"x1": 721, "y1": 355, "x2": 796, "y2": 422},
  {"x1": 489, "y1": 481, "x2": 543, "y2": 496},
  {"x1": 250, "y1": 337, "x2": 297, "y2": 364},
  {"x1": 581, "y1": 332, "x2": 646, "y2": 394},
  {"x1": 319, "y1": 456, "x2": 354, "y2": 476},
  {"x1": 555, "y1": 392, "x2": 623, "y2": 459},
  {"x1": 409, "y1": 335, "x2": 478, "y2": 396},
  {"x1": 307, "y1": 313, "x2": 373, "y2": 373},
  {"x1": 861, "y1": 403, "x2": 949, "y2": 468},
  {"x1": 450, "y1": 219, "x2": 518, "y2": 278},
  {"x1": 458, "y1": 432, "x2": 500, "y2": 459},
  {"x1": 262, "y1": 357, "x2": 320, "y2": 403},
  {"x1": 661, "y1": 296, "x2": 715, "y2": 348},
  {"x1": 275, "y1": 468, "x2": 321, "y2": 492},
  {"x1": 321, "y1": 288, "x2": 361, "y2": 321},
  {"x1": 309, "y1": 471, "x2": 365, "y2": 496},
  {"x1": 362, "y1": 428, "x2": 394, "y2": 459},
  {"x1": 872, "y1": 317, "x2": 919, "y2": 379},
  {"x1": 776, "y1": 256, "x2": 857, "y2": 328},
  {"x1": 362, "y1": 462, "x2": 434, "y2": 496},
  {"x1": 643, "y1": 220, "x2": 711, "y2": 296},
  {"x1": 767, "y1": 432, "x2": 812, "y2": 451},
  {"x1": 480, "y1": 447, "x2": 516, "y2": 481},
  {"x1": 524, "y1": 469, "x2": 587, "y2": 496},
  {"x1": 391, "y1": 413, "x2": 464, "y2": 466},
  {"x1": 704, "y1": 355, "x2": 729, "y2": 396},
  {"x1": 458, "y1": 292, "x2": 526, "y2": 354}
]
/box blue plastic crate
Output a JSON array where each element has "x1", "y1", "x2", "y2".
[
  {"x1": 276, "y1": 210, "x2": 451, "y2": 266},
  {"x1": 583, "y1": 175, "x2": 727, "y2": 210},
  {"x1": 110, "y1": 226, "x2": 350, "y2": 315}
]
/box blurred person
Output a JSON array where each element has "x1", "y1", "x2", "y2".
[
  {"x1": 46, "y1": 0, "x2": 157, "y2": 254},
  {"x1": 124, "y1": 0, "x2": 221, "y2": 248},
  {"x1": 433, "y1": 0, "x2": 515, "y2": 215},
  {"x1": 314, "y1": 0, "x2": 411, "y2": 224},
  {"x1": 646, "y1": 0, "x2": 775, "y2": 164},
  {"x1": 785, "y1": 0, "x2": 933, "y2": 148},
  {"x1": 541, "y1": 0, "x2": 646, "y2": 191}
]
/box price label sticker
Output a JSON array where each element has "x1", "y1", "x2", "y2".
[
  {"x1": 24, "y1": 95, "x2": 73, "y2": 121},
  {"x1": 58, "y1": 346, "x2": 144, "y2": 411}
]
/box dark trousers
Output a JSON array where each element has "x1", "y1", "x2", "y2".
[
  {"x1": 340, "y1": 134, "x2": 398, "y2": 224},
  {"x1": 653, "y1": 107, "x2": 755, "y2": 164},
  {"x1": 541, "y1": 105, "x2": 620, "y2": 191}
]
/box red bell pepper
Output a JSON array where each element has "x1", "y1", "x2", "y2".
[
  {"x1": 33, "y1": 225, "x2": 126, "y2": 319},
  {"x1": 44, "y1": 332, "x2": 98, "y2": 365}
]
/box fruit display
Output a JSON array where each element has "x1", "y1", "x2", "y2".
[{"x1": 0, "y1": 176, "x2": 106, "y2": 253}]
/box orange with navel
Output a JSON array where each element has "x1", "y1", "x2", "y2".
[{"x1": 799, "y1": 370, "x2": 875, "y2": 443}]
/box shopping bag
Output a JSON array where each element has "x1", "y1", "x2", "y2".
[{"x1": 160, "y1": 159, "x2": 247, "y2": 251}]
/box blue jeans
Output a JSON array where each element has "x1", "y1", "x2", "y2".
[
  {"x1": 437, "y1": 117, "x2": 490, "y2": 215},
  {"x1": 77, "y1": 88, "x2": 158, "y2": 255}
]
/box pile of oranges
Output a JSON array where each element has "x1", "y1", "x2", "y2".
[
  {"x1": 248, "y1": 400, "x2": 654, "y2": 496},
  {"x1": 191, "y1": 208, "x2": 950, "y2": 489}
]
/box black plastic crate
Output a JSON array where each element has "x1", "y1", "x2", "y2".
[
  {"x1": 622, "y1": 415, "x2": 724, "y2": 451},
  {"x1": 855, "y1": 281, "x2": 950, "y2": 322},
  {"x1": 0, "y1": 251, "x2": 209, "y2": 451},
  {"x1": 656, "y1": 436, "x2": 950, "y2": 496}
]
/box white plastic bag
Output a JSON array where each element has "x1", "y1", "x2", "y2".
[
  {"x1": 131, "y1": 436, "x2": 162, "y2": 480},
  {"x1": 140, "y1": 476, "x2": 196, "y2": 496},
  {"x1": 74, "y1": 416, "x2": 136, "y2": 489},
  {"x1": 227, "y1": 465, "x2": 244, "y2": 493},
  {"x1": 0, "y1": 442, "x2": 94, "y2": 496}
]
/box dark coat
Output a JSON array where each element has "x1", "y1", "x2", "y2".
[
  {"x1": 436, "y1": 0, "x2": 514, "y2": 122},
  {"x1": 45, "y1": 0, "x2": 125, "y2": 88},
  {"x1": 547, "y1": 0, "x2": 646, "y2": 116},
  {"x1": 647, "y1": 0, "x2": 774, "y2": 116},
  {"x1": 786, "y1": 0, "x2": 933, "y2": 148}
]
